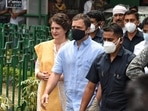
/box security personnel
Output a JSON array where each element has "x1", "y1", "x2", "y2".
[{"x1": 80, "y1": 23, "x2": 135, "y2": 111}]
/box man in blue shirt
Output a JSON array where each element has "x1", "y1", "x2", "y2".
[
  {"x1": 40, "y1": 13, "x2": 104, "y2": 111},
  {"x1": 80, "y1": 23, "x2": 135, "y2": 111}
]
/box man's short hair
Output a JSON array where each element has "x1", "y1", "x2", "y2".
[
  {"x1": 103, "y1": 23, "x2": 123, "y2": 38},
  {"x1": 86, "y1": 10, "x2": 103, "y2": 22}
]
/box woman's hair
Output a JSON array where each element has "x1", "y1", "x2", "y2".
[{"x1": 49, "y1": 13, "x2": 71, "y2": 36}]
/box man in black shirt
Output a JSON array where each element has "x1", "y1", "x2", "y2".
[
  {"x1": 123, "y1": 10, "x2": 144, "y2": 52},
  {"x1": 80, "y1": 23, "x2": 135, "y2": 111},
  {"x1": 86, "y1": 10, "x2": 104, "y2": 45}
]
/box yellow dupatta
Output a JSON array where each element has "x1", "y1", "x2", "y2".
[{"x1": 35, "y1": 40, "x2": 62, "y2": 111}]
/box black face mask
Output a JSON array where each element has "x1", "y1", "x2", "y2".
[{"x1": 71, "y1": 29, "x2": 86, "y2": 41}]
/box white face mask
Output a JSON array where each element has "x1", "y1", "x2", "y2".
[
  {"x1": 103, "y1": 39, "x2": 120, "y2": 53},
  {"x1": 143, "y1": 33, "x2": 148, "y2": 41},
  {"x1": 90, "y1": 23, "x2": 95, "y2": 33},
  {"x1": 125, "y1": 22, "x2": 136, "y2": 33}
]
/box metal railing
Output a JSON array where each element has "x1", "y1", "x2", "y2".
[{"x1": 0, "y1": 23, "x2": 52, "y2": 110}]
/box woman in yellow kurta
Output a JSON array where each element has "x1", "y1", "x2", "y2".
[{"x1": 34, "y1": 13, "x2": 71, "y2": 111}]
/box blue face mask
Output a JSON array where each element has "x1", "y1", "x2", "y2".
[
  {"x1": 71, "y1": 29, "x2": 86, "y2": 41},
  {"x1": 143, "y1": 33, "x2": 148, "y2": 41}
]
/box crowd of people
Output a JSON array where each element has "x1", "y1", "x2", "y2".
[
  {"x1": 1, "y1": 0, "x2": 148, "y2": 111},
  {"x1": 35, "y1": 3, "x2": 148, "y2": 111}
]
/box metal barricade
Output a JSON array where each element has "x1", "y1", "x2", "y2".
[{"x1": 0, "y1": 23, "x2": 52, "y2": 111}]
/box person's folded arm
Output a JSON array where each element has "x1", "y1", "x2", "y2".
[{"x1": 126, "y1": 47, "x2": 148, "y2": 80}]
